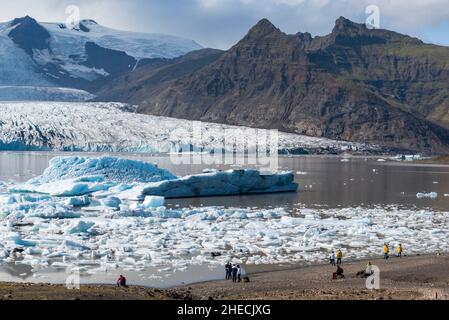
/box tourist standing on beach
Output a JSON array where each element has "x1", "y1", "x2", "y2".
[
  {"x1": 225, "y1": 262, "x2": 232, "y2": 280},
  {"x1": 237, "y1": 265, "x2": 242, "y2": 282},
  {"x1": 396, "y1": 244, "x2": 403, "y2": 258},
  {"x1": 383, "y1": 244, "x2": 390, "y2": 260},
  {"x1": 336, "y1": 249, "x2": 343, "y2": 265},
  {"x1": 232, "y1": 264, "x2": 238, "y2": 283},
  {"x1": 329, "y1": 250, "x2": 336, "y2": 266}
]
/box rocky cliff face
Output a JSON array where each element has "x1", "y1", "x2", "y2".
[{"x1": 95, "y1": 17, "x2": 449, "y2": 154}]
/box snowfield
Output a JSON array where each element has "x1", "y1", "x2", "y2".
[
  {"x1": 0, "y1": 102, "x2": 377, "y2": 154},
  {"x1": 0, "y1": 155, "x2": 447, "y2": 277},
  {"x1": 0, "y1": 18, "x2": 201, "y2": 101},
  {"x1": 42, "y1": 20, "x2": 202, "y2": 60}
]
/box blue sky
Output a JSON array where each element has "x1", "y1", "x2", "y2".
[{"x1": 0, "y1": 0, "x2": 448, "y2": 49}]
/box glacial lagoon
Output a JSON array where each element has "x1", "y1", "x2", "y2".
[{"x1": 1, "y1": 152, "x2": 449, "y2": 288}]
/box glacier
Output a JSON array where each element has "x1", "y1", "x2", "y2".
[
  {"x1": 0, "y1": 102, "x2": 378, "y2": 154},
  {"x1": 0, "y1": 86, "x2": 95, "y2": 102}
]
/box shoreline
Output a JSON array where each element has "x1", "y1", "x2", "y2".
[{"x1": 1, "y1": 254, "x2": 448, "y2": 300}]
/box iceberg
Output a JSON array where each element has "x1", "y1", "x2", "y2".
[
  {"x1": 122, "y1": 170, "x2": 298, "y2": 200},
  {"x1": 65, "y1": 196, "x2": 91, "y2": 207},
  {"x1": 416, "y1": 192, "x2": 438, "y2": 199},
  {"x1": 16, "y1": 156, "x2": 298, "y2": 199},
  {"x1": 100, "y1": 197, "x2": 122, "y2": 208},
  {"x1": 142, "y1": 196, "x2": 165, "y2": 208},
  {"x1": 29, "y1": 156, "x2": 177, "y2": 184}
]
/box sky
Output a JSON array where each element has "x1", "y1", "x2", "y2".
[{"x1": 0, "y1": 0, "x2": 448, "y2": 49}]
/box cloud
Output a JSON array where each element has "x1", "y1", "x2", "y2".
[{"x1": 0, "y1": 0, "x2": 448, "y2": 49}]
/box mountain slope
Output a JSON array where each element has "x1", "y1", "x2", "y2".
[
  {"x1": 0, "y1": 16, "x2": 202, "y2": 100},
  {"x1": 95, "y1": 17, "x2": 449, "y2": 154}
]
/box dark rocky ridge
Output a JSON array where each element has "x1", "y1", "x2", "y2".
[
  {"x1": 94, "y1": 17, "x2": 449, "y2": 154},
  {"x1": 84, "y1": 42, "x2": 137, "y2": 75},
  {"x1": 8, "y1": 16, "x2": 51, "y2": 55}
]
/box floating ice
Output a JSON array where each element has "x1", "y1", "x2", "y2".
[
  {"x1": 123, "y1": 170, "x2": 298, "y2": 200},
  {"x1": 65, "y1": 196, "x2": 91, "y2": 207},
  {"x1": 67, "y1": 221, "x2": 96, "y2": 234},
  {"x1": 29, "y1": 156, "x2": 177, "y2": 184},
  {"x1": 142, "y1": 196, "x2": 165, "y2": 208},
  {"x1": 100, "y1": 197, "x2": 122, "y2": 209},
  {"x1": 416, "y1": 192, "x2": 438, "y2": 199}
]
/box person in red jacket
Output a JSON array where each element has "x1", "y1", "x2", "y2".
[{"x1": 117, "y1": 275, "x2": 127, "y2": 287}]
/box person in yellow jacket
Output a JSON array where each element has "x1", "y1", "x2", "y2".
[
  {"x1": 396, "y1": 244, "x2": 403, "y2": 258},
  {"x1": 383, "y1": 244, "x2": 390, "y2": 260},
  {"x1": 336, "y1": 249, "x2": 343, "y2": 265}
]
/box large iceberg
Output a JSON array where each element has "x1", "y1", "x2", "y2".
[
  {"x1": 121, "y1": 170, "x2": 298, "y2": 200},
  {"x1": 12, "y1": 156, "x2": 298, "y2": 199},
  {"x1": 29, "y1": 156, "x2": 177, "y2": 184}
]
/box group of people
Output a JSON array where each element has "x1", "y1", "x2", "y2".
[
  {"x1": 329, "y1": 249, "x2": 345, "y2": 279},
  {"x1": 329, "y1": 249, "x2": 343, "y2": 266},
  {"x1": 225, "y1": 262, "x2": 243, "y2": 283},
  {"x1": 383, "y1": 243, "x2": 403, "y2": 260},
  {"x1": 330, "y1": 244, "x2": 405, "y2": 280}
]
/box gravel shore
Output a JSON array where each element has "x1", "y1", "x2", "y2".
[{"x1": 1, "y1": 254, "x2": 448, "y2": 300}]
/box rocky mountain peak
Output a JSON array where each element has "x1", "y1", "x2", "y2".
[
  {"x1": 10, "y1": 15, "x2": 39, "y2": 27},
  {"x1": 332, "y1": 16, "x2": 367, "y2": 34},
  {"x1": 246, "y1": 18, "x2": 281, "y2": 39},
  {"x1": 8, "y1": 16, "x2": 51, "y2": 55}
]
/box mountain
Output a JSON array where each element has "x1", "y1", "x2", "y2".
[
  {"x1": 0, "y1": 16, "x2": 202, "y2": 100},
  {"x1": 95, "y1": 17, "x2": 449, "y2": 154}
]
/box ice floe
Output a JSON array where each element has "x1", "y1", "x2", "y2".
[{"x1": 416, "y1": 192, "x2": 438, "y2": 199}]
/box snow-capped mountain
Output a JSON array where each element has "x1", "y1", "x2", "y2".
[{"x1": 0, "y1": 16, "x2": 202, "y2": 101}]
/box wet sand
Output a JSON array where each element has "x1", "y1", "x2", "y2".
[{"x1": 1, "y1": 254, "x2": 449, "y2": 300}]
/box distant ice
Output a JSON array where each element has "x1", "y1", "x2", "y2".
[
  {"x1": 416, "y1": 192, "x2": 438, "y2": 199},
  {"x1": 0, "y1": 102, "x2": 378, "y2": 154}
]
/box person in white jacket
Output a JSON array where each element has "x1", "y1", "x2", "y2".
[{"x1": 329, "y1": 251, "x2": 336, "y2": 266}]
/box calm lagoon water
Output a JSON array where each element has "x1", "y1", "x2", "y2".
[{"x1": 1, "y1": 151, "x2": 449, "y2": 211}]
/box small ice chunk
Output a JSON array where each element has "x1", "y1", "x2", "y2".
[
  {"x1": 100, "y1": 197, "x2": 122, "y2": 208},
  {"x1": 63, "y1": 240, "x2": 91, "y2": 251},
  {"x1": 65, "y1": 196, "x2": 91, "y2": 207},
  {"x1": 416, "y1": 192, "x2": 438, "y2": 199},
  {"x1": 67, "y1": 221, "x2": 95, "y2": 234},
  {"x1": 142, "y1": 196, "x2": 165, "y2": 208}
]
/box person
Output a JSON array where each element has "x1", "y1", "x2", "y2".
[
  {"x1": 336, "y1": 265, "x2": 345, "y2": 279},
  {"x1": 356, "y1": 262, "x2": 373, "y2": 278},
  {"x1": 117, "y1": 275, "x2": 127, "y2": 287},
  {"x1": 237, "y1": 265, "x2": 242, "y2": 282},
  {"x1": 396, "y1": 244, "x2": 403, "y2": 258},
  {"x1": 365, "y1": 262, "x2": 373, "y2": 277},
  {"x1": 225, "y1": 262, "x2": 232, "y2": 280},
  {"x1": 329, "y1": 250, "x2": 336, "y2": 266},
  {"x1": 336, "y1": 249, "x2": 343, "y2": 265},
  {"x1": 231, "y1": 264, "x2": 238, "y2": 283},
  {"x1": 383, "y1": 244, "x2": 390, "y2": 260}
]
